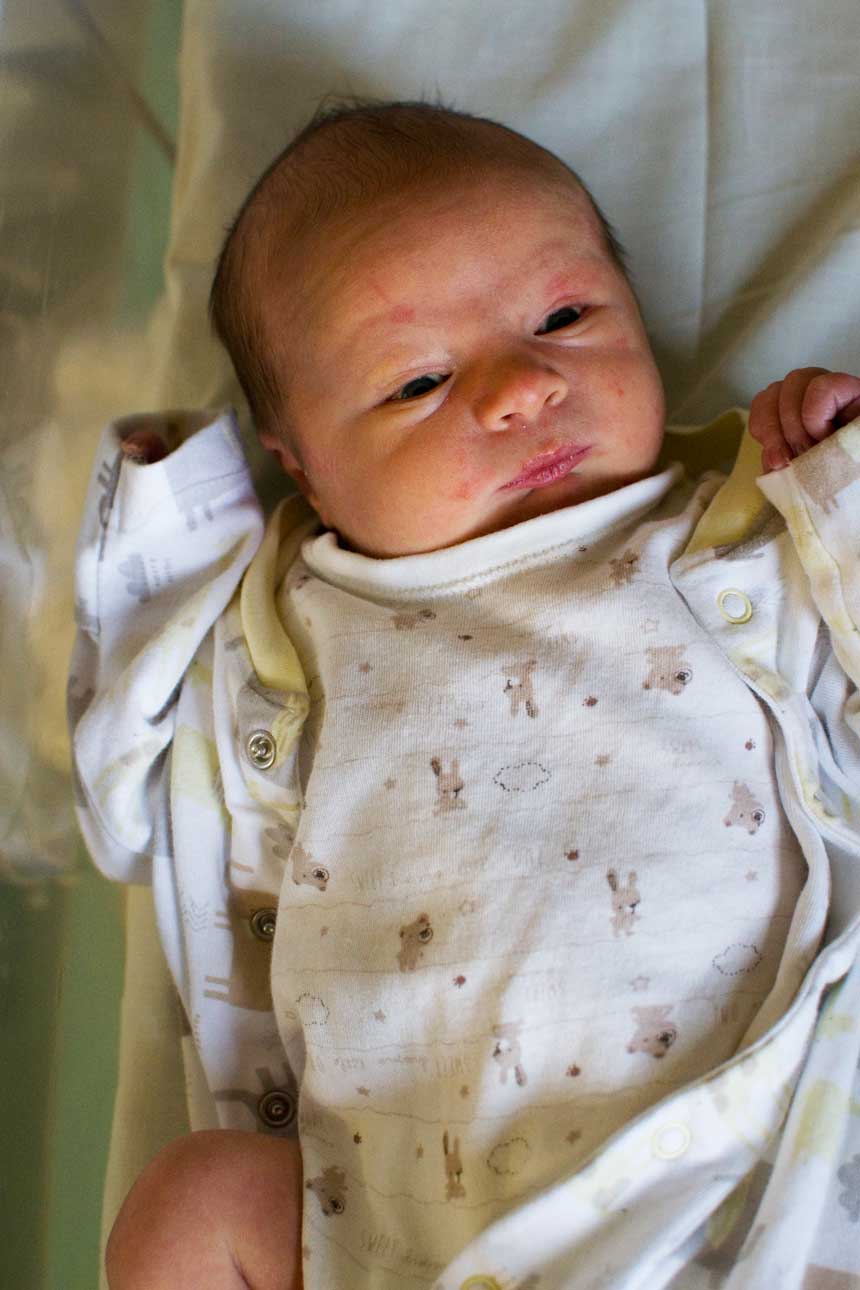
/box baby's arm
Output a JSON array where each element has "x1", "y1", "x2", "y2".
[
  {"x1": 749, "y1": 366, "x2": 860, "y2": 471},
  {"x1": 105, "y1": 1130, "x2": 303, "y2": 1290},
  {"x1": 69, "y1": 410, "x2": 263, "y2": 883}
]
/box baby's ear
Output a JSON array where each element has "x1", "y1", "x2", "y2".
[
  {"x1": 259, "y1": 428, "x2": 296, "y2": 471},
  {"x1": 259, "y1": 430, "x2": 326, "y2": 518}
]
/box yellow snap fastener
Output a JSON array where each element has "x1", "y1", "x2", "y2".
[
  {"x1": 460, "y1": 1279, "x2": 503, "y2": 1290},
  {"x1": 717, "y1": 588, "x2": 753, "y2": 624},
  {"x1": 652, "y1": 1121, "x2": 691, "y2": 1160}
]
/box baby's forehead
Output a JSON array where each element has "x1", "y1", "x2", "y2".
[{"x1": 260, "y1": 163, "x2": 591, "y2": 281}]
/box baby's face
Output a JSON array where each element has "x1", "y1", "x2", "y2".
[{"x1": 260, "y1": 171, "x2": 666, "y2": 557}]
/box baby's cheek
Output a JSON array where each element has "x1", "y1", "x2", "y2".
[{"x1": 449, "y1": 474, "x2": 484, "y2": 502}]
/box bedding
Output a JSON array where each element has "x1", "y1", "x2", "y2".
[{"x1": 4, "y1": 1, "x2": 860, "y2": 1286}]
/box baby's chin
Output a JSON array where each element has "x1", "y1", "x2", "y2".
[
  {"x1": 334, "y1": 469, "x2": 634, "y2": 557},
  {"x1": 335, "y1": 494, "x2": 582, "y2": 558}
]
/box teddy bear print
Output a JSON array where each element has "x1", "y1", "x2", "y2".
[
  {"x1": 306, "y1": 1164, "x2": 347, "y2": 1215},
  {"x1": 392, "y1": 608, "x2": 437, "y2": 630},
  {"x1": 397, "y1": 913, "x2": 433, "y2": 971},
  {"x1": 608, "y1": 549, "x2": 640, "y2": 587},
  {"x1": 291, "y1": 841, "x2": 330, "y2": 890},
  {"x1": 503, "y1": 659, "x2": 539, "y2": 718},
  {"x1": 607, "y1": 870, "x2": 641, "y2": 936},
  {"x1": 627, "y1": 1005, "x2": 678, "y2": 1058},
  {"x1": 264, "y1": 828, "x2": 330, "y2": 890},
  {"x1": 442, "y1": 1130, "x2": 466, "y2": 1199},
  {"x1": 430, "y1": 756, "x2": 466, "y2": 813},
  {"x1": 492, "y1": 1021, "x2": 528, "y2": 1086},
  {"x1": 723, "y1": 782, "x2": 766, "y2": 834},
  {"x1": 642, "y1": 645, "x2": 693, "y2": 694}
]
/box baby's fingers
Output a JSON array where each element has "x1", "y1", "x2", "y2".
[
  {"x1": 801, "y1": 372, "x2": 860, "y2": 438},
  {"x1": 121, "y1": 430, "x2": 168, "y2": 464},
  {"x1": 749, "y1": 382, "x2": 794, "y2": 471},
  {"x1": 775, "y1": 367, "x2": 830, "y2": 457}
]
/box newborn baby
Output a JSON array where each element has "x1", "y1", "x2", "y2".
[{"x1": 97, "y1": 98, "x2": 860, "y2": 1289}]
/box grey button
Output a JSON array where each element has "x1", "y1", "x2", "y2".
[
  {"x1": 246, "y1": 729, "x2": 276, "y2": 769},
  {"x1": 250, "y1": 907, "x2": 277, "y2": 941},
  {"x1": 258, "y1": 1087, "x2": 297, "y2": 1129}
]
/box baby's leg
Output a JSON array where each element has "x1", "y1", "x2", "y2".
[{"x1": 105, "y1": 1129, "x2": 303, "y2": 1290}]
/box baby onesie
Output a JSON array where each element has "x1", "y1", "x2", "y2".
[{"x1": 263, "y1": 463, "x2": 813, "y2": 1287}]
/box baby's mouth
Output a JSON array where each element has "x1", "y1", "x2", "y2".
[{"x1": 500, "y1": 444, "x2": 591, "y2": 491}]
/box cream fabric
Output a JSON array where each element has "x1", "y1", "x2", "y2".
[
  {"x1": 272, "y1": 461, "x2": 811, "y2": 1285},
  {"x1": 70, "y1": 405, "x2": 860, "y2": 1287}
]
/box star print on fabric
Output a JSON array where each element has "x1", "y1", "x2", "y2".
[
  {"x1": 566, "y1": 849, "x2": 580, "y2": 861},
  {"x1": 460, "y1": 1085, "x2": 470, "y2": 1098},
  {"x1": 745, "y1": 739, "x2": 756, "y2": 750},
  {"x1": 454, "y1": 975, "x2": 466, "y2": 987},
  {"x1": 631, "y1": 975, "x2": 650, "y2": 991},
  {"x1": 566, "y1": 1129, "x2": 582, "y2": 1144},
  {"x1": 353, "y1": 1132, "x2": 362, "y2": 1143},
  {"x1": 358, "y1": 662, "x2": 372, "y2": 673},
  {"x1": 374, "y1": 1009, "x2": 386, "y2": 1021},
  {"x1": 384, "y1": 777, "x2": 397, "y2": 789},
  {"x1": 566, "y1": 1064, "x2": 581, "y2": 1077},
  {"x1": 746, "y1": 870, "x2": 758, "y2": 881},
  {"x1": 320, "y1": 926, "x2": 328, "y2": 936},
  {"x1": 416, "y1": 1144, "x2": 424, "y2": 1159},
  {"x1": 357, "y1": 1086, "x2": 370, "y2": 1096}
]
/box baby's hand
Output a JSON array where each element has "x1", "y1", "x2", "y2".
[
  {"x1": 120, "y1": 430, "x2": 168, "y2": 464},
  {"x1": 749, "y1": 367, "x2": 860, "y2": 472}
]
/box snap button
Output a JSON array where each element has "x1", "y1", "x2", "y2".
[
  {"x1": 250, "y1": 907, "x2": 277, "y2": 941},
  {"x1": 246, "y1": 729, "x2": 276, "y2": 770},
  {"x1": 258, "y1": 1087, "x2": 297, "y2": 1129},
  {"x1": 460, "y1": 1279, "x2": 503, "y2": 1290},
  {"x1": 652, "y1": 1121, "x2": 691, "y2": 1160},
  {"x1": 717, "y1": 588, "x2": 753, "y2": 624}
]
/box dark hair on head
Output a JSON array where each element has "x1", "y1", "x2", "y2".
[{"x1": 208, "y1": 92, "x2": 629, "y2": 441}]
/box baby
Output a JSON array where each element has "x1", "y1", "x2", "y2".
[{"x1": 85, "y1": 99, "x2": 860, "y2": 1289}]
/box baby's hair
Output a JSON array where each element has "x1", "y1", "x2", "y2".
[{"x1": 208, "y1": 92, "x2": 629, "y2": 442}]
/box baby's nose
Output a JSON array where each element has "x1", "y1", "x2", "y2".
[{"x1": 474, "y1": 356, "x2": 567, "y2": 431}]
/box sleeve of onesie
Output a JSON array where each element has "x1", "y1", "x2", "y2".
[
  {"x1": 67, "y1": 408, "x2": 265, "y2": 884},
  {"x1": 756, "y1": 418, "x2": 860, "y2": 804}
]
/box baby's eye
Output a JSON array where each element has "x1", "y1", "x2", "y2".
[
  {"x1": 536, "y1": 305, "x2": 583, "y2": 335},
  {"x1": 388, "y1": 373, "x2": 448, "y2": 402}
]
